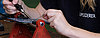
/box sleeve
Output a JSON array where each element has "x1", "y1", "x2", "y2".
[
  {"x1": 40, "y1": 0, "x2": 58, "y2": 10},
  {"x1": 0, "y1": 0, "x2": 7, "y2": 15}
]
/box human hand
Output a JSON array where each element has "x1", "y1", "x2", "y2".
[
  {"x1": 3, "y1": 0, "x2": 22, "y2": 14},
  {"x1": 44, "y1": 9, "x2": 71, "y2": 35}
]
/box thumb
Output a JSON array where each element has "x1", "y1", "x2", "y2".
[
  {"x1": 43, "y1": 11, "x2": 49, "y2": 20},
  {"x1": 12, "y1": 0, "x2": 18, "y2": 4}
]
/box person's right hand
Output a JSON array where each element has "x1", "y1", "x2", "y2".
[
  {"x1": 3, "y1": 0, "x2": 19, "y2": 14},
  {"x1": 43, "y1": 9, "x2": 72, "y2": 36}
]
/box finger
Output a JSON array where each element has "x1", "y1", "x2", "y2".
[
  {"x1": 5, "y1": 9, "x2": 17, "y2": 14},
  {"x1": 50, "y1": 22, "x2": 55, "y2": 28},
  {"x1": 44, "y1": 9, "x2": 58, "y2": 17},
  {"x1": 43, "y1": 11, "x2": 49, "y2": 20},
  {"x1": 11, "y1": 10, "x2": 19, "y2": 14},
  {"x1": 48, "y1": 9, "x2": 58, "y2": 11},
  {"x1": 9, "y1": 11, "x2": 17, "y2": 14},
  {"x1": 7, "y1": 9, "x2": 16, "y2": 12},
  {"x1": 3, "y1": 0, "x2": 12, "y2": 4},
  {"x1": 48, "y1": 15, "x2": 56, "y2": 22},
  {"x1": 47, "y1": 9, "x2": 58, "y2": 17},
  {"x1": 12, "y1": 0, "x2": 18, "y2": 4},
  {"x1": 5, "y1": 10, "x2": 12, "y2": 14},
  {"x1": 6, "y1": 5, "x2": 16, "y2": 10},
  {"x1": 43, "y1": 9, "x2": 61, "y2": 20},
  {"x1": 48, "y1": 9, "x2": 63, "y2": 14}
]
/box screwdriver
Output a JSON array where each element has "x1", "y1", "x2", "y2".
[{"x1": 9, "y1": 0, "x2": 30, "y2": 18}]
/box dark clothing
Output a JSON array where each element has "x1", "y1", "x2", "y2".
[
  {"x1": 0, "y1": 0, "x2": 7, "y2": 14},
  {"x1": 40, "y1": 0, "x2": 100, "y2": 33}
]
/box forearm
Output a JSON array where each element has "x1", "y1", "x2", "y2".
[
  {"x1": 21, "y1": 1, "x2": 45, "y2": 19},
  {"x1": 64, "y1": 25, "x2": 100, "y2": 38}
]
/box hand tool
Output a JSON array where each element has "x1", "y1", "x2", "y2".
[{"x1": 9, "y1": 0, "x2": 31, "y2": 18}]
